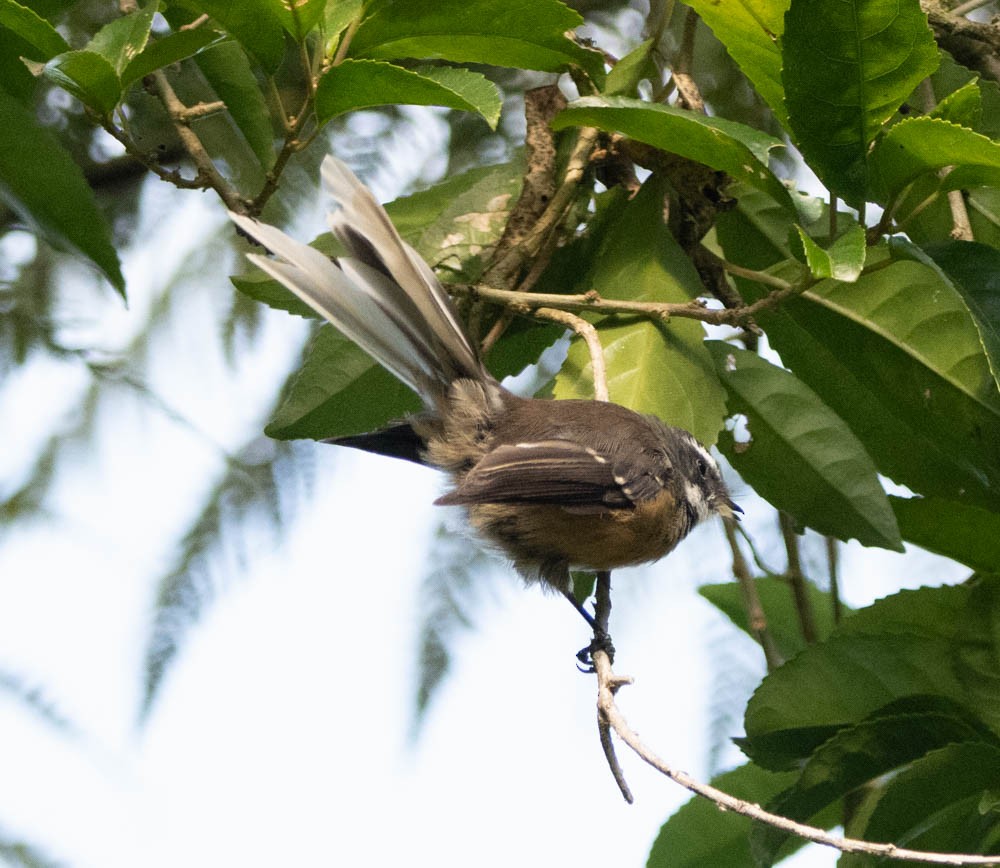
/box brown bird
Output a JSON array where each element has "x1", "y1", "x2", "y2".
[{"x1": 230, "y1": 157, "x2": 740, "y2": 618}]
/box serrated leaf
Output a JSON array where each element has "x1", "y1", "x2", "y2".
[
  {"x1": 0, "y1": 87, "x2": 124, "y2": 293},
  {"x1": 552, "y1": 95, "x2": 794, "y2": 212},
  {"x1": 709, "y1": 342, "x2": 901, "y2": 550},
  {"x1": 860, "y1": 742, "x2": 1000, "y2": 855},
  {"x1": 0, "y1": 0, "x2": 69, "y2": 60},
  {"x1": 751, "y1": 702, "x2": 999, "y2": 864},
  {"x1": 42, "y1": 50, "x2": 121, "y2": 113},
  {"x1": 350, "y1": 0, "x2": 604, "y2": 82},
  {"x1": 552, "y1": 179, "x2": 727, "y2": 446},
  {"x1": 315, "y1": 59, "x2": 501, "y2": 129},
  {"x1": 872, "y1": 117, "x2": 1000, "y2": 206},
  {"x1": 700, "y1": 576, "x2": 842, "y2": 660},
  {"x1": 647, "y1": 762, "x2": 800, "y2": 868},
  {"x1": 891, "y1": 495, "x2": 1000, "y2": 573},
  {"x1": 792, "y1": 224, "x2": 866, "y2": 282},
  {"x1": 266, "y1": 326, "x2": 421, "y2": 440},
  {"x1": 86, "y1": 0, "x2": 156, "y2": 76},
  {"x1": 923, "y1": 240, "x2": 1000, "y2": 394},
  {"x1": 782, "y1": 0, "x2": 939, "y2": 207},
  {"x1": 121, "y1": 28, "x2": 221, "y2": 90},
  {"x1": 743, "y1": 580, "x2": 1000, "y2": 768},
  {"x1": 184, "y1": 0, "x2": 286, "y2": 72},
  {"x1": 931, "y1": 79, "x2": 982, "y2": 130},
  {"x1": 683, "y1": 0, "x2": 790, "y2": 127},
  {"x1": 750, "y1": 254, "x2": 1000, "y2": 511}
]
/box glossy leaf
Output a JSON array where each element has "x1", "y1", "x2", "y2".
[
  {"x1": 315, "y1": 60, "x2": 501, "y2": 129},
  {"x1": 782, "y1": 0, "x2": 938, "y2": 207},
  {"x1": 552, "y1": 179, "x2": 728, "y2": 447},
  {"x1": 709, "y1": 343, "x2": 901, "y2": 550},
  {"x1": 891, "y1": 495, "x2": 1000, "y2": 573},
  {"x1": 871, "y1": 117, "x2": 1000, "y2": 205},
  {"x1": 552, "y1": 96, "x2": 794, "y2": 211},
  {"x1": 683, "y1": 0, "x2": 790, "y2": 126},
  {"x1": 647, "y1": 762, "x2": 799, "y2": 868},
  {"x1": 266, "y1": 327, "x2": 421, "y2": 440},
  {"x1": 0, "y1": 87, "x2": 124, "y2": 293},
  {"x1": 350, "y1": 0, "x2": 604, "y2": 82},
  {"x1": 0, "y1": 0, "x2": 69, "y2": 60},
  {"x1": 42, "y1": 50, "x2": 121, "y2": 113},
  {"x1": 700, "y1": 576, "x2": 843, "y2": 661},
  {"x1": 86, "y1": 0, "x2": 155, "y2": 76},
  {"x1": 184, "y1": 0, "x2": 285, "y2": 72},
  {"x1": 121, "y1": 28, "x2": 221, "y2": 90},
  {"x1": 742, "y1": 580, "x2": 1000, "y2": 768}
]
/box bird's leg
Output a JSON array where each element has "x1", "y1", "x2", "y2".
[{"x1": 562, "y1": 576, "x2": 615, "y2": 669}]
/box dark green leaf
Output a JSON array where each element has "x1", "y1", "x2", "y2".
[
  {"x1": 552, "y1": 96, "x2": 794, "y2": 211},
  {"x1": 605, "y1": 38, "x2": 657, "y2": 97},
  {"x1": 266, "y1": 327, "x2": 421, "y2": 440},
  {"x1": 42, "y1": 50, "x2": 121, "y2": 113},
  {"x1": 552, "y1": 178, "x2": 728, "y2": 447},
  {"x1": 315, "y1": 60, "x2": 501, "y2": 129},
  {"x1": 184, "y1": 0, "x2": 285, "y2": 72},
  {"x1": 0, "y1": 0, "x2": 69, "y2": 59},
  {"x1": 892, "y1": 495, "x2": 1000, "y2": 573},
  {"x1": 648, "y1": 762, "x2": 800, "y2": 868},
  {"x1": 350, "y1": 0, "x2": 604, "y2": 82},
  {"x1": 699, "y1": 576, "x2": 843, "y2": 660},
  {"x1": 269, "y1": 0, "x2": 326, "y2": 38},
  {"x1": 861, "y1": 742, "x2": 1000, "y2": 855},
  {"x1": 121, "y1": 28, "x2": 221, "y2": 90},
  {"x1": 86, "y1": 0, "x2": 156, "y2": 76},
  {"x1": 709, "y1": 343, "x2": 902, "y2": 550},
  {"x1": 682, "y1": 0, "x2": 790, "y2": 127},
  {"x1": 0, "y1": 88, "x2": 124, "y2": 293},
  {"x1": 782, "y1": 0, "x2": 938, "y2": 207},
  {"x1": 751, "y1": 701, "x2": 999, "y2": 864}
]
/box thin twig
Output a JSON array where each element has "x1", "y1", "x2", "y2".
[
  {"x1": 534, "y1": 308, "x2": 608, "y2": 402},
  {"x1": 672, "y1": 8, "x2": 705, "y2": 112},
  {"x1": 947, "y1": 190, "x2": 974, "y2": 240},
  {"x1": 826, "y1": 536, "x2": 843, "y2": 625},
  {"x1": 724, "y1": 520, "x2": 783, "y2": 669},
  {"x1": 779, "y1": 512, "x2": 818, "y2": 645},
  {"x1": 951, "y1": 0, "x2": 996, "y2": 18}
]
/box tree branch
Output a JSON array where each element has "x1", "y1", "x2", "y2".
[{"x1": 534, "y1": 307, "x2": 609, "y2": 402}]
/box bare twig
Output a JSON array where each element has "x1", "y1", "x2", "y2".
[
  {"x1": 947, "y1": 190, "x2": 975, "y2": 240},
  {"x1": 724, "y1": 520, "x2": 783, "y2": 669},
  {"x1": 534, "y1": 308, "x2": 608, "y2": 402},
  {"x1": 826, "y1": 536, "x2": 843, "y2": 624},
  {"x1": 779, "y1": 512, "x2": 818, "y2": 645},
  {"x1": 672, "y1": 9, "x2": 705, "y2": 112}
]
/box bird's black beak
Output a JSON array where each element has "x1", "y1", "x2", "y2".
[{"x1": 717, "y1": 497, "x2": 743, "y2": 521}]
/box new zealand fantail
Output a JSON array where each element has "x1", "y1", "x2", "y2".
[{"x1": 230, "y1": 157, "x2": 740, "y2": 598}]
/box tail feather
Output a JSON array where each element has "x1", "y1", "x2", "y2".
[{"x1": 230, "y1": 156, "x2": 487, "y2": 403}]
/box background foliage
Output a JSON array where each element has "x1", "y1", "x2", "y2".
[{"x1": 2, "y1": 0, "x2": 1000, "y2": 865}]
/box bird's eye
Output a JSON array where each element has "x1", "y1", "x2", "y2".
[{"x1": 697, "y1": 458, "x2": 708, "y2": 477}]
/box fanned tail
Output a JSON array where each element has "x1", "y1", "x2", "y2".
[{"x1": 229, "y1": 156, "x2": 487, "y2": 404}]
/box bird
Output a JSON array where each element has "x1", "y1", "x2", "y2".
[{"x1": 229, "y1": 156, "x2": 741, "y2": 617}]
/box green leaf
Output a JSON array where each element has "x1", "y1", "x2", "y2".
[
  {"x1": 0, "y1": 0, "x2": 69, "y2": 60},
  {"x1": 270, "y1": 0, "x2": 326, "y2": 38},
  {"x1": 552, "y1": 178, "x2": 728, "y2": 447},
  {"x1": 42, "y1": 50, "x2": 121, "y2": 113},
  {"x1": 266, "y1": 326, "x2": 421, "y2": 440},
  {"x1": 791, "y1": 224, "x2": 866, "y2": 282},
  {"x1": 861, "y1": 742, "x2": 1000, "y2": 855},
  {"x1": 752, "y1": 700, "x2": 999, "y2": 864},
  {"x1": 872, "y1": 117, "x2": 1000, "y2": 206},
  {"x1": 121, "y1": 28, "x2": 221, "y2": 90},
  {"x1": 709, "y1": 343, "x2": 902, "y2": 550},
  {"x1": 322, "y1": 0, "x2": 362, "y2": 55},
  {"x1": 86, "y1": 0, "x2": 156, "y2": 76},
  {"x1": 647, "y1": 762, "x2": 800, "y2": 868},
  {"x1": 782, "y1": 0, "x2": 939, "y2": 207},
  {"x1": 192, "y1": 40, "x2": 276, "y2": 170},
  {"x1": 682, "y1": 0, "x2": 790, "y2": 127},
  {"x1": 699, "y1": 576, "x2": 843, "y2": 660},
  {"x1": 930, "y1": 79, "x2": 982, "y2": 130},
  {"x1": 923, "y1": 241, "x2": 1000, "y2": 394},
  {"x1": 742, "y1": 579, "x2": 1000, "y2": 768},
  {"x1": 350, "y1": 0, "x2": 604, "y2": 82},
  {"x1": 315, "y1": 59, "x2": 501, "y2": 129},
  {"x1": 891, "y1": 495, "x2": 1000, "y2": 573},
  {"x1": 184, "y1": 0, "x2": 286, "y2": 72},
  {"x1": 0, "y1": 88, "x2": 124, "y2": 294},
  {"x1": 552, "y1": 95, "x2": 794, "y2": 212},
  {"x1": 750, "y1": 254, "x2": 1000, "y2": 511},
  {"x1": 605, "y1": 38, "x2": 657, "y2": 97}
]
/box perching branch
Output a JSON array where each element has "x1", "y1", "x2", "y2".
[{"x1": 534, "y1": 308, "x2": 609, "y2": 402}]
